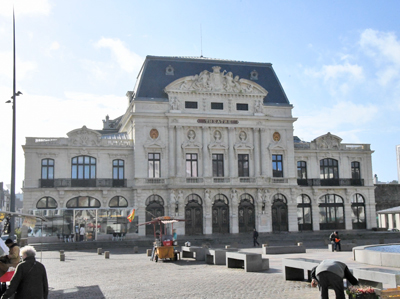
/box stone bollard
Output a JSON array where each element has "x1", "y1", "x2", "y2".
[
  {"x1": 297, "y1": 242, "x2": 303, "y2": 246},
  {"x1": 60, "y1": 250, "x2": 64, "y2": 254},
  {"x1": 104, "y1": 251, "x2": 110, "y2": 259},
  {"x1": 146, "y1": 249, "x2": 152, "y2": 257},
  {"x1": 225, "y1": 245, "x2": 231, "y2": 249},
  {"x1": 133, "y1": 246, "x2": 138, "y2": 253},
  {"x1": 97, "y1": 248, "x2": 103, "y2": 255},
  {"x1": 262, "y1": 243, "x2": 269, "y2": 247},
  {"x1": 60, "y1": 253, "x2": 65, "y2": 261}
]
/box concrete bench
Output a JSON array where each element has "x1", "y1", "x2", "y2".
[
  {"x1": 181, "y1": 246, "x2": 206, "y2": 261},
  {"x1": 225, "y1": 252, "x2": 269, "y2": 272},
  {"x1": 263, "y1": 244, "x2": 306, "y2": 254},
  {"x1": 205, "y1": 248, "x2": 238, "y2": 265},
  {"x1": 353, "y1": 268, "x2": 400, "y2": 289},
  {"x1": 282, "y1": 258, "x2": 322, "y2": 281},
  {"x1": 328, "y1": 243, "x2": 356, "y2": 252}
]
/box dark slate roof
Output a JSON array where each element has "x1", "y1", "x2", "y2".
[{"x1": 134, "y1": 56, "x2": 290, "y2": 106}]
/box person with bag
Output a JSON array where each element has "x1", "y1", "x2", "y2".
[
  {"x1": 329, "y1": 231, "x2": 341, "y2": 252},
  {"x1": 1, "y1": 245, "x2": 48, "y2": 299},
  {"x1": 0, "y1": 239, "x2": 20, "y2": 278}
]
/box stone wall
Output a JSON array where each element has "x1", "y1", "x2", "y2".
[{"x1": 375, "y1": 184, "x2": 400, "y2": 211}]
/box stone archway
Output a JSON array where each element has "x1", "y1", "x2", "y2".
[{"x1": 185, "y1": 194, "x2": 203, "y2": 235}]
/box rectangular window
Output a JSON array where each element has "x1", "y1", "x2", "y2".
[
  {"x1": 297, "y1": 161, "x2": 307, "y2": 179},
  {"x1": 113, "y1": 160, "x2": 125, "y2": 179},
  {"x1": 148, "y1": 153, "x2": 161, "y2": 178},
  {"x1": 272, "y1": 154, "x2": 283, "y2": 177},
  {"x1": 238, "y1": 154, "x2": 249, "y2": 177},
  {"x1": 185, "y1": 101, "x2": 198, "y2": 109},
  {"x1": 236, "y1": 103, "x2": 248, "y2": 111},
  {"x1": 351, "y1": 162, "x2": 360, "y2": 179},
  {"x1": 41, "y1": 159, "x2": 54, "y2": 180},
  {"x1": 212, "y1": 154, "x2": 224, "y2": 177},
  {"x1": 211, "y1": 102, "x2": 223, "y2": 110},
  {"x1": 186, "y1": 153, "x2": 198, "y2": 177}
]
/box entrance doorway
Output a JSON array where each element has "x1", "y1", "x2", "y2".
[
  {"x1": 238, "y1": 193, "x2": 255, "y2": 233},
  {"x1": 185, "y1": 194, "x2": 203, "y2": 235},
  {"x1": 272, "y1": 194, "x2": 288, "y2": 232},
  {"x1": 212, "y1": 194, "x2": 230, "y2": 234},
  {"x1": 145, "y1": 195, "x2": 165, "y2": 236}
]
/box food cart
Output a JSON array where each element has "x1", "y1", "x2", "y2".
[{"x1": 138, "y1": 216, "x2": 184, "y2": 262}]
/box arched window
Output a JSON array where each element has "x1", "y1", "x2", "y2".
[
  {"x1": 318, "y1": 194, "x2": 344, "y2": 230},
  {"x1": 320, "y1": 158, "x2": 339, "y2": 186},
  {"x1": 351, "y1": 194, "x2": 366, "y2": 229},
  {"x1": 66, "y1": 196, "x2": 101, "y2": 208},
  {"x1": 297, "y1": 194, "x2": 312, "y2": 231},
  {"x1": 109, "y1": 196, "x2": 128, "y2": 207},
  {"x1": 36, "y1": 197, "x2": 58, "y2": 209},
  {"x1": 71, "y1": 156, "x2": 96, "y2": 187}
]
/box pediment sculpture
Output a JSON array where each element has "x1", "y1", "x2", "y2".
[
  {"x1": 182, "y1": 130, "x2": 202, "y2": 149},
  {"x1": 208, "y1": 129, "x2": 228, "y2": 153},
  {"x1": 164, "y1": 66, "x2": 268, "y2": 96},
  {"x1": 67, "y1": 126, "x2": 101, "y2": 147},
  {"x1": 312, "y1": 132, "x2": 342, "y2": 150},
  {"x1": 234, "y1": 130, "x2": 254, "y2": 154},
  {"x1": 143, "y1": 133, "x2": 166, "y2": 157}
]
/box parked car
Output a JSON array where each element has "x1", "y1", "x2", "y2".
[{"x1": 388, "y1": 228, "x2": 400, "y2": 232}]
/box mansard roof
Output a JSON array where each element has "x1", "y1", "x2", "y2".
[{"x1": 133, "y1": 56, "x2": 290, "y2": 106}]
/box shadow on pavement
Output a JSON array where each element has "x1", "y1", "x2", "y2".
[{"x1": 49, "y1": 285, "x2": 105, "y2": 299}]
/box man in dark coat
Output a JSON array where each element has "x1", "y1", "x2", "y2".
[
  {"x1": 1, "y1": 245, "x2": 48, "y2": 299},
  {"x1": 311, "y1": 259, "x2": 358, "y2": 299},
  {"x1": 253, "y1": 228, "x2": 260, "y2": 247}
]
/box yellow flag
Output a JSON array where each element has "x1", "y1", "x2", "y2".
[{"x1": 127, "y1": 209, "x2": 135, "y2": 222}]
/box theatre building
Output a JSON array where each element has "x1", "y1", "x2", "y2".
[{"x1": 22, "y1": 56, "x2": 376, "y2": 241}]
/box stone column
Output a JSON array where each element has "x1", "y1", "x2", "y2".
[
  {"x1": 260, "y1": 128, "x2": 267, "y2": 177},
  {"x1": 176, "y1": 126, "x2": 183, "y2": 177},
  {"x1": 168, "y1": 126, "x2": 175, "y2": 177},
  {"x1": 288, "y1": 202, "x2": 299, "y2": 232},
  {"x1": 312, "y1": 197, "x2": 320, "y2": 231},
  {"x1": 228, "y1": 127, "x2": 235, "y2": 178},
  {"x1": 202, "y1": 126, "x2": 209, "y2": 177},
  {"x1": 344, "y1": 195, "x2": 353, "y2": 230},
  {"x1": 204, "y1": 189, "x2": 212, "y2": 234},
  {"x1": 137, "y1": 194, "x2": 146, "y2": 236},
  {"x1": 253, "y1": 128, "x2": 260, "y2": 177}
]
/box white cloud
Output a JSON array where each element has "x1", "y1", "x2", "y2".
[
  {"x1": 0, "y1": 51, "x2": 37, "y2": 80},
  {"x1": 50, "y1": 41, "x2": 60, "y2": 51},
  {"x1": 0, "y1": 0, "x2": 51, "y2": 17},
  {"x1": 94, "y1": 37, "x2": 142, "y2": 73},
  {"x1": 294, "y1": 101, "x2": 378, "y2": 142},
  {"x1": 307, "y1": 62, "x2": 364, "y2": 82}
]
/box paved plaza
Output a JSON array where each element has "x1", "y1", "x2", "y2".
[{"x1": 36, "y1": 246, "x2": 379, "y2": 299}]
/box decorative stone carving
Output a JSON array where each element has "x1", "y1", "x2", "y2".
[
  {"x1": 150, "y1": 129, "x2": 159, "y2": 139},
  {"x1": 250, "y1": 70, "x2": 258, "y2": 80},
  {"x1": 164, "y1": 66, "x2": 268, "y2": 96},
  {"x1": 182, "y1": 129, "x2": 202, "y2": 152},
  {"x1": 312, "y1": 132, "x2": 342, "y2": 150},
  {"x1": 208, "y1": 129, "x2": 228, "y2": 154},
  {"x1": 67, "y1": 126, "x2": 101, "y2": 147},
  {"x1": 234, "y1": 130, "x2": 254, "y2": 156},
  {"x1": 170, "y1": 97, "x2": 181, "y2": 111},
  {"x1": 143, "y1": 128, "x2": 166, "y2": 158},
  {"x1": 254, "y1": 100, "x2": 263, "y2": 114},
  {"x1": 165, "y1": 65, "x2": 174, "y2": 75}
]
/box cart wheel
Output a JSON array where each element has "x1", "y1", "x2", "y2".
[{"x1": 155, "y1": 255, "x2": 158, "y2": 262}]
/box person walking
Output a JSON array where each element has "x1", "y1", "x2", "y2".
[
  {"x1": 79, "y1": 224, "x2": 86, "y2": 242},
  {"x1": 253, "y1": 228, "x2": 260, "y2": 247},
  {"x1": 329, "y1": 231, "x2": 341, "y2": 252},
  {"x1": 1, "y1": 245, "x2": 48, "y2": 299},
  {"x1": 311, "y1": 259, "x2": 358, "y2": 299}
]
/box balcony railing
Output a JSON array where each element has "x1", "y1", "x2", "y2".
[
  {"x1": 239, "y1": 177, "x2": 256, "y2": 183},
  {"x1": 41, "y1": 178, "x2": 127, "y2": 188},
  {"x1": 296, "y1": 178, "x2": 364, "y2": 187},
  {"x1": 271, "y1": 178, "x2": 288, "y2": 184},
  {"x1": 186, "y1": 178, "x2": 204, "y2": 184},
  {"x1": 145, "y1": 178, "x2": 165, "y2": 184},
  {"x1": 213, "y1": 178, "x2": 231, "y2": 183}
]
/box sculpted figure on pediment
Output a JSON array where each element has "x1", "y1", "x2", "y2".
[
  {"x1": 208, "y1": 129, "x2": 228, "y2": 153},
  {"x1": 67, "y1": 126, "x2": 101, "y2": 147},
  {"x1": 182, "y1": 129, "x2": 202, "y2": 150},
  {"x1": 170, "y1": 97, "x2": 181, "y2": 110},
  {"x1": 313, "y1": 132, "x2": 342, "y2": 150},
  {"x1": 165, "y1": 66, "x2": 268, "y2": 96},
  {"x1": 234, "y1": 130, "x2": 254, "y2": 153}
]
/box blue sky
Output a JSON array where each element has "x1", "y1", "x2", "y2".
[{"x1": 0, "y1": 0, "x2": 399, "y2": 192}]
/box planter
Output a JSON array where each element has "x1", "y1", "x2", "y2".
[{"x1": 347, "y1": 294, "x2": 377, "y2": 299}]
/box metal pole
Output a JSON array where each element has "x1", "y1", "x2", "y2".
[{"x1": 9, "y1": 8, "x2": 17, "y2": 240}]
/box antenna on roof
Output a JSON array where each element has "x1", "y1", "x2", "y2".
[{"x1": 200, "y1": 24, "x2": 203, "y2": 58}]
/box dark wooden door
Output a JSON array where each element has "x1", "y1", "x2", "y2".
[
  {"x1": 185, "y1": 201, "x2": 203, "y2": 235},
  {"x1": 212, "y1": 200, "x2": 229, "y2": 234},
  {"x1": 272, "y1": 200, "x2": 288, "y2": 232},
  {"x1": 146, "y1": 202, "x2": 164, "y2": 236},
  {"x1": 239, "y1": 201, "x2": 255, "y2": 233}
]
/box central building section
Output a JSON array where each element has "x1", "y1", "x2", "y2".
[{"x1": 127, "y1": 56, "x2": 297, "y2": 236}]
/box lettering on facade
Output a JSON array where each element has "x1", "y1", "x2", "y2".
[{"x1": 197, "y1": 119, "x2": 239, "y2": 124}]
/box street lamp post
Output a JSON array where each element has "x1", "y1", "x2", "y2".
[{"x1": 7, "y1": 9, "x2": 23, "y2": 240}]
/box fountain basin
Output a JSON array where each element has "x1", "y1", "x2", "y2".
[{"x1": 353, "y1": 243, "x2": 400, "y2": 268}]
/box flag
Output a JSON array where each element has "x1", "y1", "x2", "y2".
[{"x1": 127, "y1": 209, "x2": 135, "y2": 222}]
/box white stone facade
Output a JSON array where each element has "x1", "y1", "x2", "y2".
[{"x1": 22, "y1": 56, "x2": 376, "y2": 240}]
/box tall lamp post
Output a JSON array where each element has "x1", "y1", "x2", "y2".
[{"x1": 5, "y1": 9, "x2": 23, "y2": 240}]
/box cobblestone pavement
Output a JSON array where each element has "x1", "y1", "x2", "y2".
[{"x1": 38, "y1": 247, "x2": 378, "y2": 299}]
